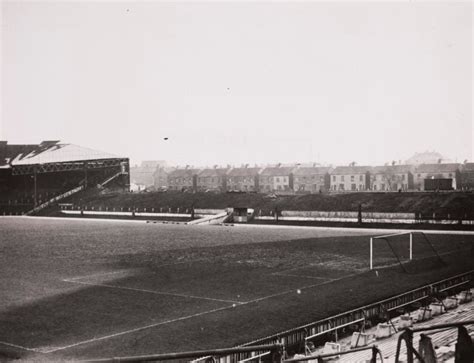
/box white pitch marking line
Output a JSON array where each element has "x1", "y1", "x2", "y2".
[
  {"x1": 38, "y1": 271, "x2": 361, "y2": 354},
  {"x1": 272, "y1": 272, "x2": 331, "y2": 280},
  {"x1": 38, "y1": 304, "x2": 237, "y2": 354},
  {"x1": 0, "y1": 340, "x2": 43, "y2": 353},
  {"x1": 66, "y1": 270, "x2": 134, "y2": 281},
  {"x1": 244, "y1": 272, "x2": 360, "y2": 304},
  {"x1": 62, "y1": 279, "x2": 243, "y2": 304}
]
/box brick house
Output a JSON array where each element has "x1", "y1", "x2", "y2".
[
  {"x1": 293, "y1": 166, "x2": 331, "y2": 193},
  {"x1": 413, "y1": 163, "x2": 461, "y2": 191},
  {"x1": 226, "y1": 167, "x2": 261, "y2": 192},
  {"x1": 330, "y1": 166, "x2": 371, "y2": 191},
  {"x1": 259, "y1": 166, "x2": 295, "y2": 192},
  {"x1": 167, "y1": 167, "x2": 201, "y2": 191},
  {"x1": 460, "y1": 163, "x2": 474, "y2": 190},
  {"x1": 196, "y1": 167, "x2": 230, "y2": 192},
  {"x1": 130, "y1": 160, "x2": 166, "y2": 187},
  {"x1": 153, "y1": 166, "x2": 174, "y2": 189},
  {"x1": 370, "y1": 165, "x2": 414, "y2": 191}
]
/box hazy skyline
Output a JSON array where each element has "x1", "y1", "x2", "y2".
[{"x1": 1, "y1": 1, "x2": 472, "y2": 166}]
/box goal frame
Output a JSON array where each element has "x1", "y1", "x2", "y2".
[
  {"x1": 369, "y1": 231, "x2": 444, "y2": 272},
  {"x1": 370, "y1": 232, "x2": 413, "y2": 271}
]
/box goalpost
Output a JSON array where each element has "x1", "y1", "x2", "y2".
[{"x1": 369, "y1": 231, "x2": 444, "y2": 272}]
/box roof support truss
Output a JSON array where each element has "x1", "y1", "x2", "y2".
[{"x1": 11, "y1": 158, "x2": 129, "y2": 175}]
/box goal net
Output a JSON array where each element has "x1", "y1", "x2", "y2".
[{"x1": 369, "y1": 231, "x2": 449, "y2": 272}]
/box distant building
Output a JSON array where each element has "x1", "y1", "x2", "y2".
[
  {"x1": 197, "y1": 167, "x2": 230, "y2": 192},
  {"x1": 330, "y1": 166, "x2": 371, "y2": 191},
  {"x1": 460, "y1": 163, "x2": 474, "y2": 190},
  {"x1": 259, "y1": 166, "x2": 295, "y2": 192},
  {"x1": 293, "y1": 166, "x2": 331, "y2": 193},
  {"x1": 370, "y1": 165, "x2": 414, "y2": 191},
  {"x1": 413, "y1": 163, "x2": 460, "y2": 191},
  {"x1": 153, "y1": 166, "x2": 174, "y2": 189},
  {"x1": 405, "y1": 151, "x2": 445, "y2": 165},
  {"x1": 129, "y1": 160, "x2": 166, "y2": 187},
  {"x1": 227, "y1": 166, "x2": 261, "y2": 192},
  {"x1": 167, "y1": 167, "x2": 201, "y2": 191}
]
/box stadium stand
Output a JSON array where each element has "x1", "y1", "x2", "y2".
[{"x1": 0, "y1": 140, "x2": 130, "y2": 215}]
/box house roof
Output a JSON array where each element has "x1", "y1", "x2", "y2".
[
  {"x1": 415, "y1": 163, "x2": 460, "y2": 173},
  {"x1": 331, "y1": 166, "x2": 371, "y2": 175},
  {"x1": 227, "y1": 167, "x2": 262, "y2": 177},
  {"x1": 198, "y1": 168, "x2": 230, "y2": 177},
  {"x1": 260, "y1": 166, "x2": 296, "y2": 176},
  {"x1": 293, "y1": 167, "x2": 332, "y2": 176},
  {"x1": 371, "y1": 165, "x2": 412, "y2": 174},
  {"x1": 1, "y1": 141, "x2": 123, "y2": 167},
  {"x1": 460, "y1": 163, "x2": 474, "y2": 172},
  {"x1": 140, "y1": 160, "x2": 166, "y2": 168},
  {"x1": 168, "y1": 168, "x2": 201, "y2": 178}
]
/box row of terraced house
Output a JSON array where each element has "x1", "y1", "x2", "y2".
[{"x1": 162, "y1": 162, "x2": 474, "y2": 193}]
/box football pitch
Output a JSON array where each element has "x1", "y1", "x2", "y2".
[{"x1": 0, "y1": 217, "x2": 472, "y2": 361}]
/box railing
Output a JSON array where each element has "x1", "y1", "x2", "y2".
[
  {"x1": 81, "y1": 343, "x2": 284, "y2": 362},
  {"x1": 283, "y1": 345, "x2": 382, "y2": 362},
  {"x1": 237, "y1": 271, "x2": 472, "y2": 357},
  {"x1": 395, "y1": 320, "x2": 474, "y2": 363},
  {"x1": 26, "y1": 185, "x2": 84, "y2": 216},
  {"x1": 99, "y1": 171, "x2": 125, "y2": 188}
]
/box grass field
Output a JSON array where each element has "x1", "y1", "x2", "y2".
[{"x1": 0, "y1": 217, "x2": 473, "y2": 361}]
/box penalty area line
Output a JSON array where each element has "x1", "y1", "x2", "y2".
[
  {"x1": 271, "y1": 272, "x2": 332, "y2": 280},
  {"x1": 43, "y1": 272, "x2": 361, "y2": 354},
  {"x1": 62, "y1": 279, "x2": 243, "y2": 304},
  {"x1": 38, "y1": 304, "x2": 237, "y2": 354},
  {"x1": 0, "y1": 340, "x2": 44, "y2": 353}
]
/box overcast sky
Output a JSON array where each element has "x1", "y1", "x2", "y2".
[{"x1": 1, "y1": 1, "x2": 472, "y2": 167}]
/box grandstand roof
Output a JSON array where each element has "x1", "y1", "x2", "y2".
[{"x1": 1, "y1": 141, "x2": 123, "y2": 167}]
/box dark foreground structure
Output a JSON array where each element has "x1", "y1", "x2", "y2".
[{"x1": 0, "y1": 140, "x2": 130, "y2": 215}]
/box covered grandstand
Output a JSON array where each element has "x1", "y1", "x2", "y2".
[{"x1": 0, "y1": 140, "x2": 130, "y2": 215}]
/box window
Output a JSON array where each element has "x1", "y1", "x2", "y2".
[
  {"x1": 276, "y1": 177, "x2": 280, "y2": 182},
  {"x1": 351, "y1": 183, "x2": 356, "y2": 191},
  {"x1": 333, "y1": 176, "x2": 336, "y2": 182},
  {"x1": 351, "y1": 175, "x2": 355, "y2": 182},
  {"x1": 449, "y1": 173, "x2": 452, "y2": 177},
  {"x1": 359, "y1": 175, "x2": 363, "y2": 181},
  {"x1": 339, "y1": 184, "x2": 345, "y2": 190},
  {"x1": 402, "y1": 174, "x2": 405, "y2": 180},
  {"x1": 341, "y1": 175, "x2": 345, "y2": 182}
]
